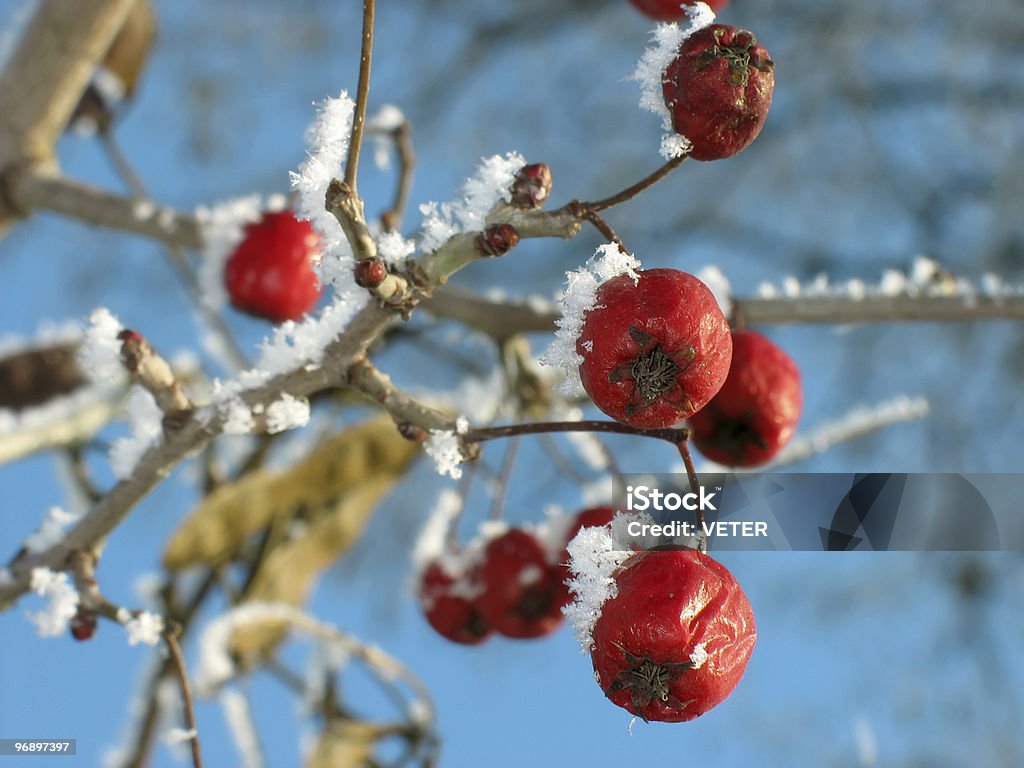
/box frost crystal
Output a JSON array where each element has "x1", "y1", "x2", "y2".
[
  {"x1": 27, "y1": 567, "x2": 79, "y2": 637},
  {"x1": 411, "y1": 488, "x2": 463, "y2": 576},
  {"x1": 117, "y1": 607, "x2": 165, "y2": 646},
  {"x1": 195, "y1": 194, "x2": 265, "y2": 312},
  {"x1": 631, "y1": 3, "x2": 716, "y2": 159},
  {"x1": 541, "y1": 243, "x2": 641, "y2": 396},
  {"x1": 265, "y1": 393, "x2": 311, "y2": 434},
  {"x1": 424, "y1": 419, "x2": 469, "y2": 480},
  {"x1": 419, "y1": 152, "x2": 525, "y2": 253},
  {"x1": 290, "y1": 91, "x2": 356, "y2": 285},
  {"x1": 220, "y1": 688, "x2": 263, "y2": 768},
  {"x1": 109, "y1": 388, "x2": 164, "y2": 480},
  {"x1": 161, "y1": 728, "x2": 196, "y2": 746},
  {"x1": 375, "y1": 230, "x2": 416, "y2": 266},
  {"x1": 563, "y1": 523, "x2": 633, "y2": 652},
  {"x1": 24, "y1": 506, "x2": 82, "y2": 553},
  {"x1": 366, "y1": 103, "x2": 405, "y2": 170},
  {"x1": 220, "y1": 396, "x2": 255, "y2": 434},
  {"x1": 79, "y1": 308, "x2": 126, "y2": 384}
]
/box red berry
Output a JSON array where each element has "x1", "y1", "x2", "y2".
[
  {"x1": 688, "y1": 330, "x2": 802, "y2": 466},
  {"x1": 663, "y1": 24, "x2": 774, "y2": 161},
  {"x1": 224, "y1": 210, "x2": 322, "y2": 322},
  {"x1": 419, "y1": 562, "x2": 492, "y2": 646},
  {"x1": 591, "y1": 549, "x2": 755, "y2": 722},
  {"x1": 70, "y1": 609, "x2": 98, "y2": 642},
  {"x1": 577, "y1": 269, "x2": 732, "y2": 429},
  {"x1": 553, "y1": 506, "x2": 617, "y2": 609},
  {"x1": 629, "y1": 0, "x2": 729, "y2": 21},
  {"x1": 477, "y1": 529, "x2": 564, "y2": 639}
]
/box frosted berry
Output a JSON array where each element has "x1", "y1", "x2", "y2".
[
  {"x1": 629, "y1": 0, "x2": 729, "y2": 21},
  {"x1": 591, "y1": 549, "x2": 756, "y2": 722},
  {"x1": 419, "y1": 562, "x2": 492, "y2": 646},
  {"x1": 224, "y1": 210, "x2": 322, "y2": 322},
  {"x1": 477, "y1": 529, "x2": 564, "y2": 639},
  {"x1": 689, "y1": 329, "x2": 801, "y2": 466},
  {"x1": 663, "y1": 24, "x2": 774, "y2": 161},
  {"x1": 577, "y1": 269, "x2": 732, "y2": 429}
]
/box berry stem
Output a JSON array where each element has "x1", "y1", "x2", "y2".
[
  {"x1": 489, "y1": 437, "x2": 520, "y2": 521},
  {"x1": 677, "y1": 439, "x2": 705, "y2": 530},
  {"x1": 344, "y1": 0, "x2": 376, "y2": 194},
  {"x1": 464, "y1": 420, "x2": 689, "y2": 446},
  {"x1": 164, "y1": 631, "x2": 205, "y2": 768},
  {"x1": 584, "y1": 153, "x2": 688, "y2": 213},
  {"x1": 571, "y1": 203, "x2": 629, "y2": 254}
]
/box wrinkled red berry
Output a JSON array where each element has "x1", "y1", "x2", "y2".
[
  {"x1": 70, "y1": 609, "x2": 98, "y2": 642},
  {"x1": 663, "y1": 24, "x2": 774, "y2": 161},
  {"x1": 419, "y1": 562, "x2": 492, "y2": 646},
  {"x1": 224, "y1": 210, "x2": 322, "y2": 322},
  {"x1": 510, "y1": 163, "x2": 553, "y2": 209},
  {"x1": 577, "y1": 269, "x2": 732, "y2": 429},
  {"x1": 689, "y1": 329, "x2": 802, "y2": 466},
  {"x1": 629, "y1": 0, "x2": 728, "y2": 21},
  {"x1": 591, "y1": 549, "x2": 755, "y2": 722},
  {"x1": 477, "y1": 529, "x2": 564, "y2": 639}
]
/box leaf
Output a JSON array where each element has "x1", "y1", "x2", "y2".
[
  {"x1": 304, "y1": 720, "x2": 400, "y2": 768},
  {"x1": 163, "y1": 417, "x2": 417, "y2": 570},
  {"x1": 227, "y1": 474, "x2": 402, "y2": 664}
]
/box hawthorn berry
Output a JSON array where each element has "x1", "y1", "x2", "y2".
[
  {"x1": 224, "y1": 210, "x2": 322, "y2": 322},
  {"x1": 577, "y1": 269, "x2": 732, "y2": 429},
  {"x1": 688, "y1": 329, "x2": 802, "y2": 466},
  {"x1": 418, "y1": 562, "x2": 493, "y2": 646},
  {"x1": 591, "y1": 549, "x2": 755, "y2": 722},
  {"x1": 477, "y1": 529, "x2": 564, "y2": 639},
  {"x1": 663, "y1": 24, "x2": 774, "y2": 161},
  {"x1": 629, "y1": 0, "x2": 729, "y2": 21}
]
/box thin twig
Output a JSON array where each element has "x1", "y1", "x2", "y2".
[
  {"x1": 345, "y1": 0, "x2": 376, "y2": 192},
  {"x1": 465, "y1": 420, "x2": 688, "y2": 446},
  {"x1": 677, "y1": 439, "x2": 704, "y2": 530},
  {"x1": 164, "y1": 632, "x2": 204, "y2": 768},
  {"x1": 584, "y1": 154, "x2": 688, "y2": 212},
  {"x1": 489, "y1": 437, "x2": 519, "y2": 521}
]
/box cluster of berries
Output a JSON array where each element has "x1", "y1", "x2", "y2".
[{"x1": 417, "y1": 507, "x2": 614, "y2": 644}]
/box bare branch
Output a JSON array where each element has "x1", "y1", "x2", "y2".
[
  {"x1": 5, "y1": 165, "x2": 202, "y2": 247},
  {"x1": 165, "y1": 632, "x2": 204, "y2": 768}
]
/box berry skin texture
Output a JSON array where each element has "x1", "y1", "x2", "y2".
[
  {"x1": 477, "y1": 529, "x2": 564, "y2": 639},
  {"x1": 419, "y1": 562, "x2": 493, "y2": 646},
  {"x1": 663, "y1": 24, "x2": 774, "y2": 161},
  {"x1": 591, "y1": 549, "x2": 756, "y2": 722},
  {"x1": 577, "y1": 269, "x2": 733, "y2": 430},
  {"x1": 629, "y1": 0, "x2": 729, "y2": 21},
  {"x1": 224, "y1": 210, "x2": 323, "y2": 322},
  {"x1": 688, "y1": 330, "x2": 802, "y2": 466}
]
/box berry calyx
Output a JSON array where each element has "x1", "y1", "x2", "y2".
[
  {"x1": 629, "y1": 0, "x2": 729, "y2": 21},
  {"x1": 591, "y1": 549, "x2": 755, "y2": 722},
  {"x1": 688, "y1": 329, "x2": 802, "y2": 466},
  {"x1": 419, "y1": 562, "x2": 493, "y2": 646},
  {"x1": 70, "y1": 609, "x2": 98, "y2": 642},
  {"x1": 663, "y1": 24, "x2": 774, "y2": 161},
  {"x1": 224, "y1": 210, "x2": 323, "y2": 322},
  {"x1": 577, "y1": 269, "x2": 732, "y2": 429},
  {"x1": 477, "y1": 529, "x2": 564, "y2": 639}
]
